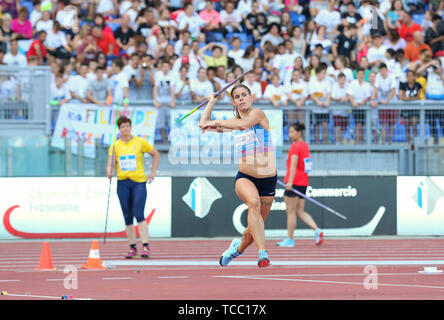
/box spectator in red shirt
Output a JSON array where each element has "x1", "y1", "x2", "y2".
[
  {"x1": 92, "y1": 25, "x2": 119, "y2": 56},
  {"x1": 395, "y1": 10, "x2": 422, "y2": 43},
  {"x1": 404, "y1": 31, "x2": 433, "y2": 62},
  {"x1": 93, "y1": 13, "x2": 115, "y2": 38},
  {"x1": 26, "y1": 30, "x2": 47, "y2": 65}
]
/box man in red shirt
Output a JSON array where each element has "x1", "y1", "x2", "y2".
[
  {"x1": 92, "y1": 25, "x2": 119, "y2": 56},
  {"x1": 396, "y1": 10, "x2": 422, "y2": 43},
  {"x1": 404, "y1": 31, "x2": 433, "y2": 62},
  {"x1": 26, "y1": 30, "x2": 47, "y2": 65}
]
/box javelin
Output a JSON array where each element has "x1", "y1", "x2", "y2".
[
  {"x1": 175, "y1": 70, "x2": 251, "y2": 124},
  {"x1": 104, "y1": 101, "x2": 120, "y2": 244},
  {"x1": 277, "y1": 180, "x2": 347, "y2": 220}
]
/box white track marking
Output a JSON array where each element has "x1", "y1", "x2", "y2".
[
  {"x1": 46, "y1": 279, "x2": 65, "y2": 282},
  {"x1": 214, "y1": 275, "x2": 444, "y2": 290},
  {"x1": 0, "y1": 293, "x2": 92, "y2": 300},
  {"x1": 215, "y1": 272, "x2": 424, "y2": 277}
]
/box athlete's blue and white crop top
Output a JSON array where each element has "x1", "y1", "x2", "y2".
[{"x1": 233, "y1": 124, "x2": 273, "y2": 157}]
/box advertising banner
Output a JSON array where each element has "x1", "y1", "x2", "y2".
[
  {"x1": 0, "y1": 177, "x2": 171, "y2": 239},
  {"x1": 51, "y1": 103, "x2": 158, "y2": 158},
  {"x1": 397, "y1": 177, "x2": 444, "y2": 235},
  {"x1": 172, "y1": 176, "x2": 396, "y2": 237}
]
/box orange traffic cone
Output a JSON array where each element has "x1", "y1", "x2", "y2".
[
  {"x1": 81, "y1": 240, "x2": 106, "y2": 270},
  {"x1": 36, "y1": 242, "x2": 56, "y2": 270}
]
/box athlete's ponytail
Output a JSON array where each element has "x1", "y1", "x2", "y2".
[{"x1": 290, "y1": 123, "x2": 305, "y2": 132}]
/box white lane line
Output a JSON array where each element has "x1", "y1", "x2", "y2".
[
  {"x1": 215, "y1": 275, "x2": 444, "y2": 290},
  {"x1": 214, "y1": 272, "x2": 437, "y2": 278},
  {"x1": 0, "y1": 280, "x2": 20, "y2": 282},
  {"x1": 46, "y1": 279, "x2": 65, "y2": 282},
  {"x1": 0, "y1": 293, "x2": 92, "y2": 300}
]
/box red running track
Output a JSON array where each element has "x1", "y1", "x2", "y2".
[{"x1": 0, "y1": 238, "x2": 444, "y2": 300}]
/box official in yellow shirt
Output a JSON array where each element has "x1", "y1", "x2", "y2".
[{"x1": 106, "y1": 116, "x2": 160, "y2": 259}]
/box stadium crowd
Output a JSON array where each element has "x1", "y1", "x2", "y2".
[{"x1": 0, "y1": 0, "x2": 443, "y2": 144}]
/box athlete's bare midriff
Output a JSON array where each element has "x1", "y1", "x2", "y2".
[{"x1": 238, "y1": 152, "x2": 277, "y2": 178}]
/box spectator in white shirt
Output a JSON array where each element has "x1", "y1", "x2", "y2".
[
  {"x1": 220, "y1": 1, "x2": 243, "y2": 34},
  {"x1": 153, "y1": 59, "x2": 176, "y2": 143},
  {"x1": 314, "y1": 0, "x2": 341, "y2": 35},
  {"x1": 275, "y1": 39, "x2": 303, "y2": 84},
  {"x1": 228, "y1": 36, "x2": 245, "y2": 65},
  {"x1": 371, "y1": 63, "x2": 398, "y2": 144},
  {"x1": 327, "y1": 55, "x2": 354, "y2": 85},
  {"x1": 177, "y1": 2, "x2": 205, "y2": 39},
  {"x1": 123, "y1": 53, "x2": 143, "y2": 102},
  {"x1": 35, "y1": 10, "x2": 53, "y2": 33},
  {"x1": 174, "y1": 30, "x2": 192, "y2": 56},
  {"x1": 310, "y1": 25, "x2": 333, "y2": 56},
  {"x1": 237, "y1": 0, "x2": 252, "y2": 19},
  {"x1": 260, "y1": 23, "x2": 284, "y2": 48},
  {"x1": 347, "y1": 67, "x2": 372, "y2": 144},
  {"x1": 309, "y1": 64, "x2": 331, "y2": 144},
  {"x1": 50, "y1": 73, "x2": 71, "y2": 106},
  {"x1": 68, "y1": 63, "x2": 90, "y2": 104},
  {"x1": 367, "y1": 33, "x2": 389, "y2": 67},
  {"x1": 172, "y1": 44, "x2": 200, "y2": 80},
  {"x1": 242, "y1": 71, "x2": 263, "y2": 101},
  {"x1": 285, "y1": 68, "x2": 307, "y2": 126},
  {"x1": 30, "y1": 1, "x2": 42, "y2": 27},
  {"x1": 175, "y1": 65, "x2": 193, "y2": 104},
  {"x1": 263, "y1": 74, "x2": 288, "y2": 107},
  {"x1": 331, "y1": 72, "x2": 349, "y2": 144},
  {"x1": 385, "y1": 48, "x2": 404, "y2": 81},
  {"x1": 109, "y1": 59, "x2": 130, "y2": 108},
  {"x1": 3, "y1": 39, "x2": 27, "y2": 67},
  {"x1": 96, "y1": 0, "x2": 118, "y2": 18},
  {"x1": 45, "y1": 21, "x2": 72, "y2": 61},
  {"x1": 190, "y1": 67, "x2": 214, "y2": 103},
  {"x1": 237, "y1": 45, "x2": 258, "y2": 74}
]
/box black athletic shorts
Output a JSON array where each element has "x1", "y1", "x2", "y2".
[
  {"x1": 284, "y1": 185, "x2": 307, "y2": 199},
  {"x1": 235, "y1": 171, "x2": 277, "y2": 197}
]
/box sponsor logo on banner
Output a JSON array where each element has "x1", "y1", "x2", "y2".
[
  {"x1": 398, "y1": 177, "x2": 444, "y2": 235},
  {"x1": 182, "y1": 177, "x2": 222, "y2": 219},
  {"x1": 0, "y1": 178, "x2": 171, "y2": 239},
  {"x1": 232, "y1": 187, "x2": 384, "y2": 237},
  {"x1": 171, "y1": 177, "x2": 396, "y2": 237},
  {"x1": 51, "y1": 103, "x2": 158, "y2": 158}
]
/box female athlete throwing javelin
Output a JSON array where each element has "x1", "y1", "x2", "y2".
[
  {"x1": 199, "y1": 84, "x2": 277, "y2": 268},
  {"x1": 276, "y1": 123, "x2": 323, "y2": 247},
  {"x1": 106, "y1": 116, "x2": 160, "y2": 259}
]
